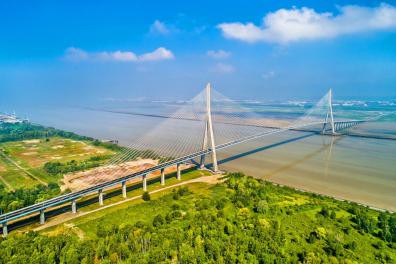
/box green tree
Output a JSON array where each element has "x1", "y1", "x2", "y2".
[
  {"x1": 153, "y1": 214, "x2": 164, "y2": 227},
  {"x1": 142, "y1": 192, "x2": 151, "y2": 201}
]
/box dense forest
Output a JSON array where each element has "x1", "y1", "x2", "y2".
[{"x1": 1, "y1": 173, "x2": 395, "y2": 263}]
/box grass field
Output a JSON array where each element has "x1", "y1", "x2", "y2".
[
  {"x1": 39, "y1": 169, "x2": 212, "y2": 237},
  {"x1": 0, "y1": 137, "x2": 114, "y2": 190},
  {"x1": 75, "y1": 182, "x2": 212, "y2": 238},
  {"x1": 0, "y1": 151, "x2": 38, "y2": 190},
  {"x1": 76, "y1": 169, "x2": 212, "y2": 212},
  {"x1": 1, "y1": 137, "x2": 112, "y2": 167}
]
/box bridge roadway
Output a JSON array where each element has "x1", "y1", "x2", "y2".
[{"x1": 0, "y1": 119, "x2": 365, "y2": 234}]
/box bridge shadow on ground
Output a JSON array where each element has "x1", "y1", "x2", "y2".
[{"x1": 4, "y1": 168, "x2": 197, "y2": 234}]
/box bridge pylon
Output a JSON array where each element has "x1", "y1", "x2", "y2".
[
  {"x1": 322, "y1": 88, "x2": 336, "y2": 135},
  {"x1": 199, "y1": 83, "x2": 219, "y2": 172}
]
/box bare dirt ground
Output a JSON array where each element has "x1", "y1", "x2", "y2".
[
  {"x1": 64, "y1": 223, "x2": 85, "y2": 239},
  {"x1": 34, "y1": 174, "x2": 223, "y2": 233},
  {"x1": 61, "y1": 159, "x2": 191, "y2": 192},
  {"x1": 22, "y1": 139, "x2": 41, "y2": 144}
]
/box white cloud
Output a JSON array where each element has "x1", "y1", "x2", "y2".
[
  {"x1": 150, "y1": 20, "x2": 170, "y2": 35},
  {"x1": 207, "y1": 49, "x2": 231, "y2": 59},
  {"x1": 138, "y1": 47, "x2": 174, "y2": 61},
  {"x1": 96, "y1": 51, "x2": 137, "y2": 62},
  {"x1": 64, "y1": 47, "x2": 174, "y2": 62},
  {"x1": 262, "y1": 71, "x2": 275, "y2": 79},
  {"x1": 64, "y1": 47, "x2": 89, "y2": 61},
  {"x1": 218, "y1": 3, "x2": 396, "y2": 43},
  {"x1": 212, "y1": 63, "x2": 235, "y2": 73}
]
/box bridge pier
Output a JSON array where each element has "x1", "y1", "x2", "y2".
[
  {"x1": 176, "y1": 163, "x2": 181, "y2": 180},
  {"x1": 143, "y1": 174, "x2": 147, "y2": 191},
  {"x1": 160, "y1": 168, "x2": 165, "y2": 185},
  {"x1": 98, "y1": 189, "x2": 104, "y2": 206},
  {"x1": 39, "y1": 209, "x2": 45, "y2": 225},
  {"x1": 2, "y1": 222, "x2": 7, "y2": 237},
  {"x1": 71, "y1": 200, "x2": 77, "y2": 214},
  {"x1": 122, "y1": 181, "x2": 127, "y2": 198}
]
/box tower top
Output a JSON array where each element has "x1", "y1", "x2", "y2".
[{"x1": 206, "y1": 82, "x2": 211, "y2": 92}]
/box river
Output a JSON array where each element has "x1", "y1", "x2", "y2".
[{"x1": 15, "y1": 100, "x2": 396, "y2": 211}]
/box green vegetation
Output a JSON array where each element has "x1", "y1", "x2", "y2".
[
  {"x1": 0, "y1": 122, "x2": 123, "y2": 154},
  {"x1": 0, "y1": 154, "x2": 38, "y2": 189},
  {"x1": 0, "y1": 124, "x2": 117, "y2": 188},
  {"x1": 0, "y1": 123, "x2": 121, "y2": 213},
  {"x1": 0, "y1": 183, "x2": 61, "y2": 213},
  {"x1": 142, "y1": 191, "x2": 151, "y2": 201},
  {"x1": 0, "y1": 123, "x2": 91, "y2": 143},
  {"x1": 71, "y1": 169, "x2": 209, "y2": 215},
  {"x1": 43, "y1": 155, "x2": 111, "y2": 176},
  {"x1": 1, "y1": 173, "x2": 395, "y2": 263},
  {"x1": 0, "y1": 138, "x2": 113, "y2": 184}
]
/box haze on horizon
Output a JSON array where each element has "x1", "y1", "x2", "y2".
[{"x1": 1, "y1": 0, "x2": 396, "y2": 110}]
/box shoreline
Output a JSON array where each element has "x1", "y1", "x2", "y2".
[
  {"x1": 224, "y1": 167, "x2": 394, "y2": 213},
  {"x1": 268, "y1": 180, "x2": 394, "y2": 213}
]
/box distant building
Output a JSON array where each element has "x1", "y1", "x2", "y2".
[{"x1": 100, "y1": 139, "x2": 119, "y2": 144}]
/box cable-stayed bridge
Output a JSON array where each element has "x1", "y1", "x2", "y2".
[{"x1": 0, "y1": 84, "x2": 389, "y2": 236}]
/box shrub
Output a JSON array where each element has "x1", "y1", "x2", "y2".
[
  {"x1": 153, "y1": 214, "x2": 164, "y2": 227},
  {"x1": 255, "y1": 200, "x2": 269, "y2": 214},
  {"x1": 330, "y1": 210, "x2": 336, "y2": 219},
  {"x1": 142, "y1": 192, "x2": 151, "y2": 201},
  {"x1": 318, "y1": 207, "x2": 330, "y2": 218}
]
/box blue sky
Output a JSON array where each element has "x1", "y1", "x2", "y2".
[{"x1": 1, "y1": 0, "x2": 396, "y2": 108}]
